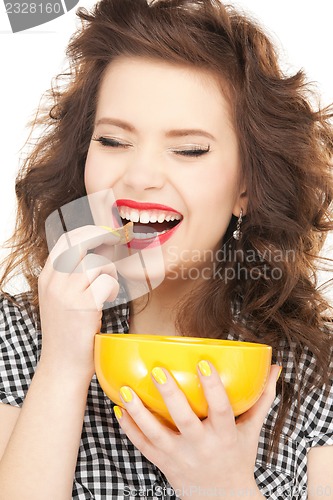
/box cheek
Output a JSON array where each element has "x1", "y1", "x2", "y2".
[
  {"x1": 84, "y1": 147, "x2": 96, "y2": 192},
  {"x1": 188, "y1": 170, "x2": 239, "y2": 238},
  {"x1": 195, "y1": 174, "x2": 237, "y2": 208},
  {"x1": 84, "y1": 147, "x2": 116, "y2": 192}
]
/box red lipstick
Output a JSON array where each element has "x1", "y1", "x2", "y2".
[{"x1": 115, "y1": 199, "x2": 182, "y2": 215}]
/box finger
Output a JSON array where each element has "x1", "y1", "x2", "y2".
[
  {"x1": 196, "y1": 360, "x2": 236, "y2": 435},
  {"x1": 75, "y1": 253, "x2": 117, "y2": 281},
  {"x1": 236, "y1": 365, "x2": 281, "y2": 430},
  {"x1": 150, "y1": 367, "x2": 203, "y2": 438},
  {"x1": 118, "y1": 386, "x2": 176, "y2": 455},
  {"x1": 75, "y1": 254, "x2": 118, "y2": 303},
  {"x1": 40, "y1": 253, "x2": 119, "y2": 307},
  {"x1": 74, "y1": 252, "x2": 116, "y2": 273},
  {"x1": 84, "y1": 273, "x2": 120, "y2": 311},
  {"x1": 45, "y1": 225, "x2": 124, "y2": 274},
  {"x1": 113, "y1": 406, "x2": 166, "y2": 468}
]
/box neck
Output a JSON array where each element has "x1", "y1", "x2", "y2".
[{"x1": 128, "y1": 276, "x2": 199, "y2": 336}]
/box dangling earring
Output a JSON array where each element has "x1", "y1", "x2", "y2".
[{"x1": 233, "y1": 208, "x2": 243, "y2": 240}]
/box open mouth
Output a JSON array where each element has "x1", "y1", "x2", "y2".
[{"x1": 113, "y1": 201, "x2": 183, "y2": 246}]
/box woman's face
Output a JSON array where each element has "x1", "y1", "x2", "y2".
[{"x1": 85, "y1": 57, "x2": 247, "y2": 282}]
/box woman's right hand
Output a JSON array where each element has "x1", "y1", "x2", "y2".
[{"x1": 37, "y1": 225, "x2": 122, "y2": 381}]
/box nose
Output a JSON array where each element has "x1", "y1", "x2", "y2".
[{"x1": 121, "y1": 147, "x2": 165, "y2": 192}]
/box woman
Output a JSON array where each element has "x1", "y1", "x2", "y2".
[{"x1": 0, "y1": 0, "x2": 332, "y2": 498}]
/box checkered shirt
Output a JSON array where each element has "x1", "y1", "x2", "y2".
[{"x1": 1, "y1": 292, "x2": 332, "y2": 499}]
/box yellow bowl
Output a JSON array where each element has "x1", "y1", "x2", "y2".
[{"x1": 94, "y1": 334, "x2": 272, "y2": 428}]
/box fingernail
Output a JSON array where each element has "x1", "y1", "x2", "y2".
[
  {"x1": 151, "y1": 367, "x2": 167, "y2": 384},
  {"x1": 120, "y1": 386, "x2": 133, "y2": 403},
  {"x1": 113, "y1": 405, "x2": 123, "y2": 419},
  {"x1": 276, "y1": 366, "x2": 283, "y2": 381},
  {"x1": 100, "y1": 221, "x2": 134, "y2": 244},
  {"x1": 198, "y1": 360, "x2": 212, "y2": 377}
]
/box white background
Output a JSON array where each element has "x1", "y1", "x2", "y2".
[{"x1": 0, "y1": 0, "x2": 332, "y2": 296}]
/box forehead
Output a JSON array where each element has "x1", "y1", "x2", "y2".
[{"x1": 95, "y1": 56, "x2": 234, "y2": 130}]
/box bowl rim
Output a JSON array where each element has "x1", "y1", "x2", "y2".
[{"x1": 95, "y1": 333, "x2": 272, "y2": 349}]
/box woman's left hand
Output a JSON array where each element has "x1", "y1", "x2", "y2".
[{"x1": 114, "y1": 362, "x2": 281, "y2": 500}]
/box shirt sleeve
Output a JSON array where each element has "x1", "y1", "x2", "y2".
[{"x1": 0, "y1": 293, "x2": 41, "y2": 407}]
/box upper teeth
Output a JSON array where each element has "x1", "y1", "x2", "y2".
[{"x1": 118, "y1": 207, "x2": 182, "y2": 224}]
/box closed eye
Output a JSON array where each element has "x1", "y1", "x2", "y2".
[
  {"x1": 173, "y1": 146, "x2": 210, "y2": 157},
  {"x1": 92, "y1": 137, "x2": 210, "y2": 157},
  {"x1": 92, "y1": 137, "x2": 130, "y2": 148}
]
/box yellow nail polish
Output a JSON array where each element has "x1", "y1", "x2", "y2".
[
  {"x1": 198, "y1": 360, "x2": 212, "y2": 377},
  {"x1": 113, "y1": 405, "x2": 123, "y2": 419},
  {"x1": 277, "y1": 366, "x2": 283, "y2": 381},
  {"x1": 120, "y1": 386, "x2": 133, "y2": 403},
  {"x1": 152, "y1": 367, "x2": 167, "y2": 384},
  {"x1": 100, "y1": 221, "x2": 134, "y2": 244}
]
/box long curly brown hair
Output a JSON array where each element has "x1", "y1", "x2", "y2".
[{"x1": 1, "y1": 0, "x2": 332, "y2": 458}]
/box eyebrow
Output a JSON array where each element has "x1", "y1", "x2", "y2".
[{"x1": 95, "y1": 117, "x2": 216, "y2": 141}]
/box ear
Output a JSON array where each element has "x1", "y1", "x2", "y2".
[{"x1": 232, "y1": 184, "x2": 248, "y2": 217}]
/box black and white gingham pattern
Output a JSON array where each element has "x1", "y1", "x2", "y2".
[{"x1": 1, "y1": 293, "x2": 332, "y2": 499}]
